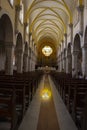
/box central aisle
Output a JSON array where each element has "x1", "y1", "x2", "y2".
[
  {"x1": 19, "y1": 74, "x2": 77, "y2": 130},
  {"x1": 37, "y1": 75, "x2": 60, "y2": 130}
]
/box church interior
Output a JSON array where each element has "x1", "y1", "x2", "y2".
[{"x1": 0, "y1": 0, "x2": 87, "y2": 130}]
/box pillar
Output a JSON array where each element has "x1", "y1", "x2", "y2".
[
  {"x1": 23, "y1": 53, "x2": 29, "y2": 72},
  {"x1": 15, "y1": 4, "x2": 21, "y2": 34},
  {"x1": 60, "y1": 54, "x2": 62, "y2": 71},
  {"x1": 64, "y1": 55, "x2": 66, "y2": 72},
  {"x1": 28, "y1": 47, "x2": 31, "y2": 71},
  {"x1": 67, "y1": 54, "x2": 72, "y2": 73},
  {"x1": 64, "y1": 33, "x2": 67, "y2": 73},
  {"x1": 82, "y1": 47, "x2": 87, "y2": 77},
  {"x1": 24, "y1": 22, "x2": 28, "y2": 42},
  {"x1": 5, "y1": 43, "x2": 14, "y2": 75},
  {"x1": 16, "y1": 50, "x2": 23, "y2": 73},
  {"x1": 69, "y1": 23, "x2": 73, "y2": 44},
  {"x1": 77, "y1": 5, "x2": 84, "y2": 35},
  {"x1": 72, "y1": 51, "x2": 79, "y2": 76}
]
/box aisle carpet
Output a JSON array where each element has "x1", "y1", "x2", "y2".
[{"x1": 37, "y1": 75, "x2": 60, "y2": 130}]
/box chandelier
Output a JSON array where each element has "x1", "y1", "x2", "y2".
[{"x1": 42, "y1": 46, "x2": 53, "y2": 56}]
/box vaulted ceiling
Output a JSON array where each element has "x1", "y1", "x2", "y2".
[{"x1": 22, "y1": 0, "x2": 83, "y2": 48}]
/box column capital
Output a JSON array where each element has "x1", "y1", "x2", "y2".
[
  {"x1": 69, "y1": 23, "x2": 73, "y2": 28},
  {"x1": 24, "y1": 22, "x2": 28, "y2": 27},
  {"x1": 77, "y1": 5, "x2": 84, "y2": 12},
  {"x1": 64, "y1": 33, "x2": 67, "y2": 37},
  {"x1": 61, "y1": 40, "x2": 64, "y2": 43},
  {"x1": 15, "y1": 5, "x2": 22, "y2": 12},
  {"x1": 32, "y1": 39, "x2": 34, "y2": 42},
  {"x1": 29, "y1": 32, "x2": 32, "y2": 36}
]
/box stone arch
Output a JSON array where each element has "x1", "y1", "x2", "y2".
[
  {"x1": 73, "y1": 34, "x2": 82, "y2": 75},
  {"x1": 67, "y1": 42, "x2": 72, "y2": 73},
  {"x1": 0, "y1": 14, "x2": 13, "y2": 74},
  {"x1": 15, "y1": 33, "x2": 23, "y2": 73}
]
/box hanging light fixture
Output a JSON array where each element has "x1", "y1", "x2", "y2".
[{"x1": 42, "y1": 46, "x2": 53, "y2": 56}]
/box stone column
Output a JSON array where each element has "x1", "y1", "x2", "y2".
[
  {"x1": 72, "y1": 51, "x2": 78, "y2": 76},
  {"x1": 66, "y1": 53, "x2": 68, "y2": 73},
  {"x1": 31, "y1": 50, "x2": 34, "y2": 71},
  {"x1": 69, "y1": 23, "x2": 73, "y2": 44},
  {"x1": 60, "y1": 54, "x2": 62, "y2": 72},
  {"x1": 30, "y1": 34, "x2": 32, "y2": 48},
  {"x1": 66, "y1": 60, "x2": 68, "y2": 73},
  {"x1": 0, "y1": 0, "x2": 2, "y2": 11},
  {"x1": 62, "y1": 51, "x2": 65, "y2": 70},
  {"x1": 28, "y1": 56, "x2": 30, "y2": 71},
  {"x1": 28, "y1": 47, "x2": 31, "y2": 71},
  {"x1": 67, "y1": 54, "x2": 72, "y2": 73},
  {"x1": 16, "y1": 50, "x2": 23, "y2": 73},
  {"x1": 33, "y1": 52, "x2": 35, "y2": 71},
  {"x1": 15, "y1": 5, "x2": 21, "y2": 34},
  {"x1": 77, "y1": 5, "x2": 84, "y2": 35},
  {"x1": 64, "y1": 56, "x2": 66, "y2": 72},
  {"x1": 82, "y1": 47, "x2": 87, "y2": 77},
  {"x1": 31, "y1": 51, "x2": 33, "y2": 71},
  {"x1": 24, "y1": 22, "x2": 28, "y2": 42},
  {"x1": 64, "y1": 33, "x2": 67, "y2": 73},
  {"x1": 58, "y1": 55, "x2": 60, "y2": 72},
  {"x1": 30, "y1": 49, "x2": 32, "y2": 71},
  {"x1": 5, "y1": 43, "x2": 14, "y2": 75},
  {"x1": 23, "y1": 53, "x2": 29, "y2": 72},
  {"x1": 29, "y1": 33, "x2": 31, "y2": 46}
]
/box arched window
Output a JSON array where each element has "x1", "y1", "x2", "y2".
[
  {"x1": 19, "y1": 1, "x2": 24, "y2": 24},
  {"x1": 9, "y1": 0, "x2": 14, "y2": 6}
]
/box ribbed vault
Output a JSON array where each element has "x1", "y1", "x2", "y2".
[{"x1": 20, "y1": 0, "x2": 83, "y2": 65}]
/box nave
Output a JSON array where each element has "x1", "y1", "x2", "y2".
[{"x1": 0, "y1": 0, "x2": 87, "y2": 130}]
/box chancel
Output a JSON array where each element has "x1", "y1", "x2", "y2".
[{"x1": 0, "y1": 0, "x2": 87, "y2": 130}]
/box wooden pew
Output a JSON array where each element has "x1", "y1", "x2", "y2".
[
  {"x1": 0, "y1": 71, "x2": 43, "y2": 130},
  {"x1": 50, "y1": 71, "x2": 87, "y2": 129},
  {"x1": 0, "y1": 82, "x2": 17, "y2": 130}
]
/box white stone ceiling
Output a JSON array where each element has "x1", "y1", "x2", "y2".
[{"x1": 23, "y1": 0, "x2": 81, "y2": 46}]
